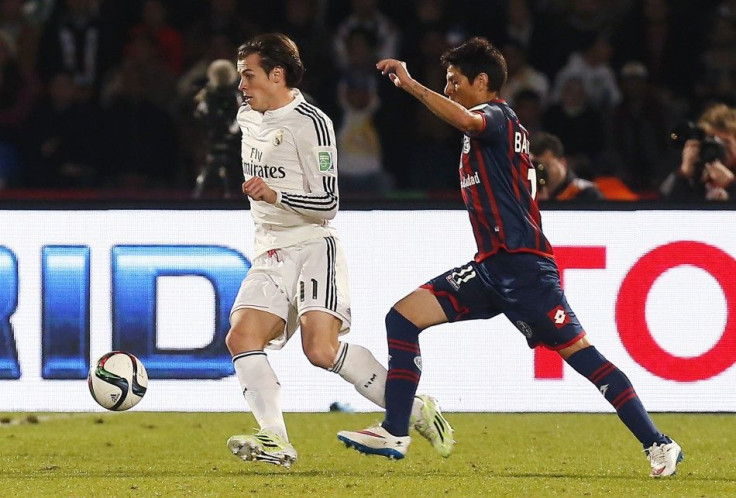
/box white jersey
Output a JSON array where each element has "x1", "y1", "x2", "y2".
[{"x1": 238, "y1": 89, "x2": 339, "y2": 257}]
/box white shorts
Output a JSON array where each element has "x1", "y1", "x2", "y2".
[{"x1": 230, "y1": 236, "x2": 352, "y2": 349}]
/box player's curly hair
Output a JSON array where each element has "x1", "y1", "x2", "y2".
[
  {"x1": 440, "y1": 37, "x2": 507, "y2": 93},
  {"x1": 237, "y1": 33, "x2": 305, "y2": 88}
]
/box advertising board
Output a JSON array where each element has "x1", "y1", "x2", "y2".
[{"x1": 1, "y1": 209, "x2": 734, "y2": 412}]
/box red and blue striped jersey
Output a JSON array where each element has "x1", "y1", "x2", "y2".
[{"x1": 459, "y1": 99, "x2": 553, "y2": 262}]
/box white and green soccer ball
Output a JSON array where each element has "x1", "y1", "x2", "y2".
[{"x1": 88, "y1": 351, "x2": 148, "y2": 411}]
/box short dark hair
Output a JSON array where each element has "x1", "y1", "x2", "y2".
[
  {"x1": 530, "y1": 132, "x2": 565, "y2": 158},
  {"x1": 238, "y1": 33, "x2": 305, "y2": 87},
  {"x1": 440, "y1": 37, "x2": 507, "y2": 92}
]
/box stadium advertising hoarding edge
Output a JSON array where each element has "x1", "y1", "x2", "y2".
[{"x1": 0, "y1": 209, "x2": 734, "y2": 412}]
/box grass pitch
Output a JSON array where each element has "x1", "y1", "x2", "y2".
[{"x1": 0, "y1": 412, "x2": 734, "y2": 497}]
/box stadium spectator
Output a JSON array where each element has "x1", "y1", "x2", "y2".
[
  {"x1": 613, "y1": 0, "x2": 713, "y2": 100},
  {"x1": 337, "y1": 37, "x2": 682, "y2": 478},
  {"x1": 191, "y1": 59, "x2": 241, "y2": 199},
  {"x1": 177, "y1": 33, "x2": 237, "y2": 102},
  {"x1": 0, "y1": 28, "x2": 38, "y2": 186},
  {"x1": 0, "y1": 0, "x2": 40, "y2": 76},
  {"x1": 182, "y1": 0, "x2": 263, "y2": 83},
  {"x1": 338, "y1": 25, "x2": 378, "y2": 94},
  {"x1": 528, "y1": 0, "x2": 617, "y2": 80},
  {"x1": 36, "y1": 0, "x2": 121, "y2": 97},
  {"x1": 187, "y1": 0, "x2": 263, "y2": 44},
  {"x1": 383, "y1": 0, "x2": 458, "y2": 190},
  {"x1": 443, "y1": 0, "x2": 505, "y2": 48},
  {"x1": 21, "y1": 0, "x2": 56, "y2": 26},
  {"x1": 401, "y1": 0, "x2": 458, "y2": 71},
  {"x1": 275, "y1": 0, "x2": 338, "y2": 116},
  {"x1": 611, "y1": 0, "x2": 672, "y2": 84},
  {"x1": 499, "y1": 40, "x2": 549, "y2": 107},
  {"x1": 542, "y1": 76, "x2": 606, "y2": 179},
  {"x1": 336, "y1": 45, "x2": 389, "y2": 193},
  {"x1": 176, "y1": 33, "x2": 238, "y2": 185},
  {"x1": 5, "y1": 0, "x2": 726, "y2": 198},
  {"x1": 401, "y1": 17, "x2": 459, "y2": 191},
  {"x1": 603, "y1": 61, "x2": 672, "y2": 193},
  {"x1": 512, "y1": 89, "x2": 543, "y2": 135},
  {"x1": 127, "y1": 0, "x2": 183, "y2": 76},
  {"x1": 696, "y1": 5, "x2": 736, "y2": 107},
  {"x1": 660, "y1": 103, "x2": 736, "y2": 201},
  {"x1": 223, "y1": 33, "x2": 450, "y2": 469},
  {"x1": 102, "y1": 28, "x2": 177, "y2": 114},
  {"x1": 530, "y1": 131, "x2": 603, "y2": 201},
  {"x1": 100, "y1": 56, "x2": 179, "y2": 188},
  {"x1": 550, "y1": 31, "x2": 621, "y2": 111},
  {"x1": 23, "y1": 71, "x2": 102, "y2": 187},
  {"x1": 503, "y1": 0, "x2": 534, "y2": 49},
  {"x1": 333, "y1": 0, "x2": 399, "y2": 70},
  {"x1": 336, "y1": 74, "x2": 388, "y2": 194}
]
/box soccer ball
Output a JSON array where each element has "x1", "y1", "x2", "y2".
[{"x1": 88, "y1": 351, "x2": 148, "y2": 411}]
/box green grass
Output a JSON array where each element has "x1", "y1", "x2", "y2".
[{"x1": 0, "y1": 412, "x2": 733, "y2": 497}]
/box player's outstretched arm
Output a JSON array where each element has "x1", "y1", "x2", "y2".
[{"x1": 376, "y1": 58, "x2": 483, "y2": 135}]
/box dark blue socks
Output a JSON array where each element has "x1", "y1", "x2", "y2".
[
  {"x1": 566, "y1": 346, "x2": 665, "y2": 447},
  {"x1": 382, "y1": 308, "x2": 422, "y2": 437}
]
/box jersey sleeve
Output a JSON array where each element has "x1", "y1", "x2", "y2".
[
  {"x1": 275, "y1": 112, "x2": 339, "y2": 220},
  {"x1": 468, "y1": 105, "x2": 507, "y2": 142}
]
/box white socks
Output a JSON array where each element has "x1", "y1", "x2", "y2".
[
  {"x1": 331, "y1": 342, "x2": 387, "y2": 407},
  {"x1": 232, "y1": 351, "x2": 288, "y2": 441},
  {"x1": 331, "y1": 342, "x2": 424, "y2": 419},
  {"x1": 233, "y1": 344, "x2": 424, "y2": 437}
]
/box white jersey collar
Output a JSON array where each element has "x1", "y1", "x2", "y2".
[{"x1": 263, "y1": 89, "x2": 305, "y2": 118}]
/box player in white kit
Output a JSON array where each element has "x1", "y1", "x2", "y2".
[{"x1": 224, "y1": 33, "x2": 453, "y2": 468}]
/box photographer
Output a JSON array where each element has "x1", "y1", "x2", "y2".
[
  {"x1": 660, "y1": 104, "x2": 736, "y2": 201},
  {"x1": 193, "y1": 59, "x2": 242, "y2": 198},
  {"x1": 529, "y1": 132, "x2": 604, "y2": 201}
]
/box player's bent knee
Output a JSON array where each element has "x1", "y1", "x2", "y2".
[
  {"x1": 557, "y1": 336, "x2": 593, "y2": 360},
  {"x1": 385, "y1": 307, "x2": 421, "y2": 335},
  {"x1": 225, "y1": 323, "x2": 272, "y2": 354},
  {"x1": 303, "y1": 344, "x2": 334, "y2": 370},
  {"x1": 224, "y1": 326, "x2": 247, "y2": 354},
  {"x1": 391, "y1": 288, "x2": 446, "y2": 330}
]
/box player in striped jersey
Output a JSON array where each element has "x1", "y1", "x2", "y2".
[
  {"x1": 338, "y1": 37, "x2": 681, "y2": 477},
  {"x1": 224, "y1": 33, "x2": 452, "y2": 469}
]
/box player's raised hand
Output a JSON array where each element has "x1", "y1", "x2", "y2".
[
  {"x1": 242, "y1": 177, "x2": 277, "y2": 204},
  {"x1": 376, "y1": 59, "x2": 412, "y2": 89}
]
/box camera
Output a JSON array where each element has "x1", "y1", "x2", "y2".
[
  {"x1": 192, "y1": 59, "x2": 242, "y2": 198},
  {"x1": 533, "y1": 159, "x2": 549, "y2": 188},
  {"x1": 195, "y1": 84, "x2": 241, "y2": 156},
  {"x1": 669, "y1": 121, "x2": 727, "y2": 176}
]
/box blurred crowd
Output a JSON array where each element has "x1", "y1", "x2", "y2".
[{"x1": 0, "y1": 0, "x2": 734, "y2": 201}]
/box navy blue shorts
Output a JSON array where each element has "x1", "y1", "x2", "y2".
[{"x1": 422, "y1": 251, "x2": 585, "y2": 350}]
